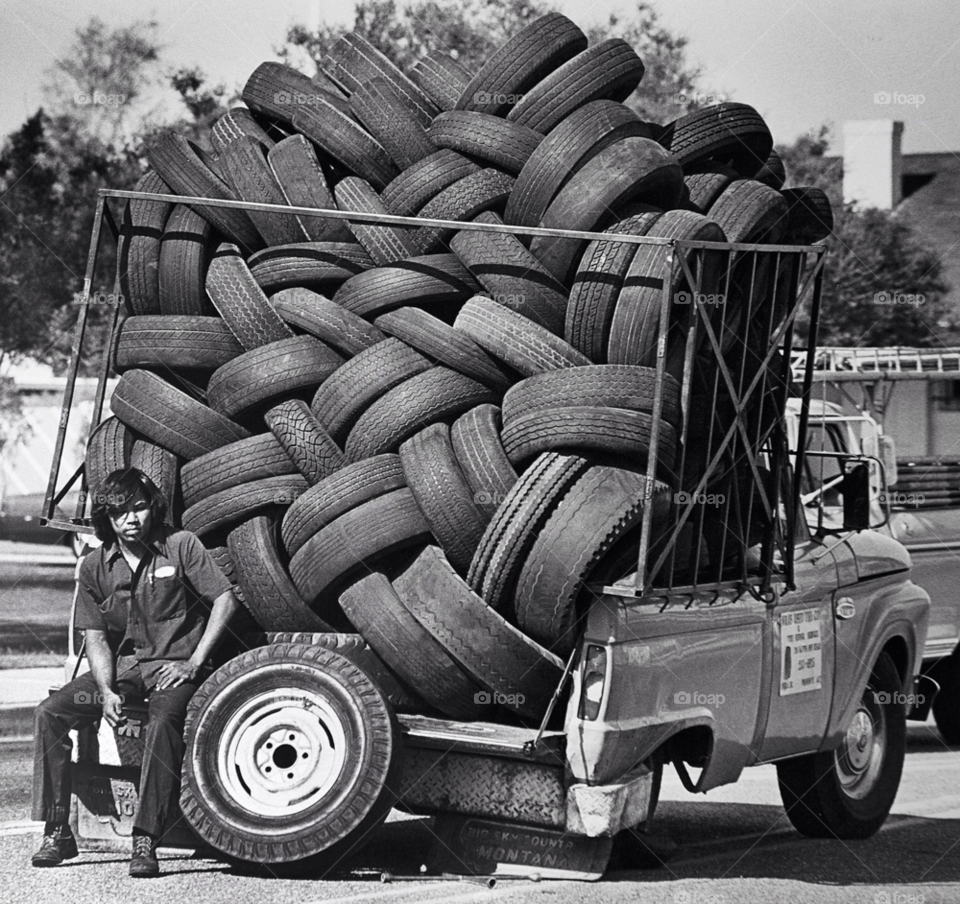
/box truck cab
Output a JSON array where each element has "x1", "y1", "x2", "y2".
[{"x1": 786, "y1": 394, "x2": 960, "y2": 742}]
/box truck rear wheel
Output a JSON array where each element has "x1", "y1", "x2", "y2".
[
  {"x1": 776, "y1": 652, "x2": 905, "y2": 839},
  {"x1": 931, "y1": 651, "x2": 960, "y2": 744},
  {"x1": 180, "y1": 643, "x2": 402, "y2": 873}
]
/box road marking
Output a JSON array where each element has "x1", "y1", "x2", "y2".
[
  {"x1": 0, "y1": 820, "x2": 42, "y2": 836},
  {"x1": 423, "y1": 881, "x2": 571, "y2": 903},
  {"x1": 894, "y1": 798, "x2": 960, "y2": 819},
  {"x1": 297, "y1": 877, "x2": 567, "y2": 904},
  {"x1": 296, "y1": 883, "x2": 465, "y2": 904},
  {"x1": 0, "y1": 554, "x2": 75, "y2": 565}
]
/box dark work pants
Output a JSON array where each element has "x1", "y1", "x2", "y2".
[{"x1": 32, "y1": 661, "x2": 197, "y2": 837}]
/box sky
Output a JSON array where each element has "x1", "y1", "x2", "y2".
[{"x1": 1, "y1": 0, "x2": 958, "y2": 156}]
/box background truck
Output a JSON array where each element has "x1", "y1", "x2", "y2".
[
  {"x1": 42, "y1": 182, "x2": 932, "y2": 879},
  {"x1": 789, "y1": 347, "x2": 960, "y2": 742}
]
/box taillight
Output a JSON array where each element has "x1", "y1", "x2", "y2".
[{"x1": 578, "y1": 644, "x2": 608, "y2": 721}]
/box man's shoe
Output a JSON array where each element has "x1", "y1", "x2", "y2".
[
  {"x1": 129, "y1": 832, "x2": 159, "y2": 878},
  {"x1": 31, "y1": 823, "x2": 79, "y2": 867}
]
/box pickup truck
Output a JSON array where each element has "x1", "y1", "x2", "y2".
[
  {"x1": 787, "y1": 393, "x2": 960, "y2": 743},
  {"x1": 47, "y1": 193, "x2": 931, "y2": 879}
]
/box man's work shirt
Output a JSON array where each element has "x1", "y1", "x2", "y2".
[{"x1": 74, "y1": 527, "x2": 232, "y2": 688}]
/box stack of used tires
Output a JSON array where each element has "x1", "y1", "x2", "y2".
[{"x1": 96, "y1": 13, "x2": 835, "y2": 728}]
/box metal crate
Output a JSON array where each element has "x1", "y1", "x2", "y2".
[{"x1": 43, "y1": 190, "x2": 825, "y2": 600}]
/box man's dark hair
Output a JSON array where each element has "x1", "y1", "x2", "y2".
[{"x1": 90, "y1": 468, "x2": 167, "y2": 547}]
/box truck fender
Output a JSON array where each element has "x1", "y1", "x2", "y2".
[{"x1": 821, "y1": 620, "x2": 922, "y2": 751}]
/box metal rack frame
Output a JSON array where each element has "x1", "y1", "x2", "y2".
[{"x1": 42, "y1": 188, "x2": 825, "y2": 601}]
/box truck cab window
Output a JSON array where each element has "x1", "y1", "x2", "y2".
[{"x1": 802, "y1": 423, "x2": 847, "y2": 506}]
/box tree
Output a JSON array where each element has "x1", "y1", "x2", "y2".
[
  {"x1": 779, "y1": 124, "x2": 841, "y2": 207},
  {"x1": 780, "y1": 126, "x2": 958, "y2": 347},
  {"x1": 282, "y1": 0, "x2": 551, "y2": 74},
  {"x1": 42, "y1": 17, "x2": 165, "y2": 148},
  {"x1": 584, "y1": 3, "x2": 703, "y2": 123},
  {"x1": 0, "y1": 18, "x2": 229, "y2": 377},
  {"x1": 166, "y1": 67, "x2": 232, "y2": 141},
  {"x1": 0, "y1": 108, "x2": 137, "y2": 376},
  {"x1": 812, "y1": 208, "x2": 955, "y2": 347},
  {"x1": 281, "y1": 0, "x2": 705, "y2": 125}
]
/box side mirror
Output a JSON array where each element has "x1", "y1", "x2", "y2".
[
  {"x1": 879, "y1": 434, "x2": 898, "y2": 487},
  {"x1": 842, "y1": 462, "x2": 871, "y2": 531}
]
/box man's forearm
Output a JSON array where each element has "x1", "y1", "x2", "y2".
[
  {"x1": 189, "y1": 590, "x2": 240, "y2": 668},
  {"x1": 84, "y1": 631, "x2": 117, "y2": 696}
]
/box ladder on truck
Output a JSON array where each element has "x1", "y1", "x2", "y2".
[
  {"x1": 791, "y1": 346, "x2": 960, "y2": 382},
  {"x1": 790, "y1": 348, "x2": 960, "y2": 495},
  {"x1": 790, "y1": 346, "x2": 960, "y2": 425}
]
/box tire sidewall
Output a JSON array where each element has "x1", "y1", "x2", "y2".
[
  {"x1": 820, "y1": 653, "x2": 906, "y2": 833},
  {"x1": 183, "y1": 645, "x2": 397, "y2": 860}
]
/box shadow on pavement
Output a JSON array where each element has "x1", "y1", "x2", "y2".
[
  {"x1": 223, "y1": 817, "x2": 441, "y2": 881},
  {"x1": 607, "y1": 800, "x2": 960, "y2": 886}
]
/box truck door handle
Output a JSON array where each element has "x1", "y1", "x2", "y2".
[{"x1": 835, "y1": 597, "x2": 856, "y2": 620}]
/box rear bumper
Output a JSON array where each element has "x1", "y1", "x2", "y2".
[{"x1": 398, "y1": 745, "x2": 653, "y2": 837}]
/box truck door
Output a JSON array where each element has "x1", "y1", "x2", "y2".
[{"x1": 755, "y1": 538, "x2": 839, "y2": 762}]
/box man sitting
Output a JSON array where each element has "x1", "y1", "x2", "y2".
[{"x1": 31, "y1": 468, "x2": 239, "y2": 878}]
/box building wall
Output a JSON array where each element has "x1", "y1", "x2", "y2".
[
  {"x1": 880, "y1": 381, "x2": 930, "y2": 458},
  {"x1": 1, "y1": 379, "x2": 111, "y2": 499},
  {"x1": 930, "y1": 392, "x2": 960, "y2": 459},
  {"x1": 843, "y1": 120, "x2": 904, "y2": 210}
]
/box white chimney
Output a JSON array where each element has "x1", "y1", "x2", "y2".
[{"x1": 843, "y1": 120, "x2": 904, "y2": 210}]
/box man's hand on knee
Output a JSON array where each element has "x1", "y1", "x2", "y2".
[
  {"x1": 154, "y1": 660, "x2": 200, "y2": 691},
  {"x1": 101, "y1": 691, "x2": 125, "y2": 728}
]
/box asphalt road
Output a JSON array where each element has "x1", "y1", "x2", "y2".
[{"x1": 2, "y1": 718, "x2": 959, "y2": 904}]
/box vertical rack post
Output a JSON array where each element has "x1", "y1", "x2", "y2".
[{"x1": 43, "y1": 193, "x2": 111, "y2": 527}]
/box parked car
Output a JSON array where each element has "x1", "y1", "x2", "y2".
[{"x1": 0, "y1": 491, "x2": 91, "y2": 556}]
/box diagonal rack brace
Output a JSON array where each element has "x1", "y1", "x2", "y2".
[
  {"x1": 628, "y1": 241, "x2": 825, "y2": 597},
  {"x1": 42, "y1": 186, "x2": 827, "y2": 585}
]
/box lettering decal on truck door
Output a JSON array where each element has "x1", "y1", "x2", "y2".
[{"x1": 779, "y1": 608, "x2": 823, "y2": 695}]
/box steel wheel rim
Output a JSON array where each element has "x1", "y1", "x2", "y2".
[
  {"x1": 835, "y1": 683, "x2": 886, "y2": 800},
  {"x1": 217, "y1": 689, "x2": 348, "y2": 818}
]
